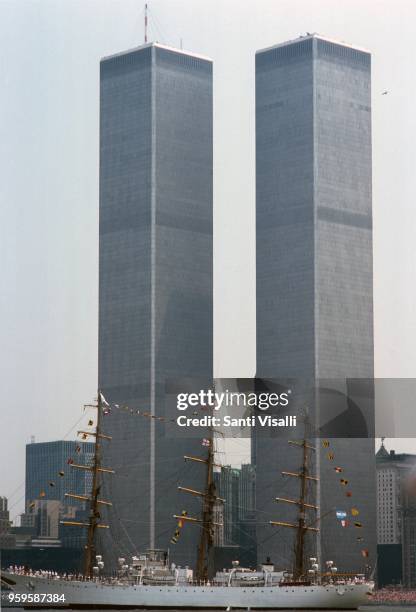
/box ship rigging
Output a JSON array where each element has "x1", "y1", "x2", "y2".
[
  {"x1": 60, "y1": 391, "x2": 114, "y2": 577},
  {"x1": 173, "y1": 428, "x2": 224, "y2": 582},
  {"x1": 270, "y1": 437, "x2": 319, "y2": 582}
]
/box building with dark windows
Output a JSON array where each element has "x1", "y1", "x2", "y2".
[
  {"x1": 255, "y1": 34, "x2": 376, "y2": 573},
  {"x1": 214, "y1": 466, "x2": 240, "y2": 545},
  {"x1": 213, "y1": 464, "x2": 257, "y2": 569},
  {"x1": 25, "y1": 440, "x2": 94, "y2": 510},
  {"x1": 98, "y1": 43, "x2": 213, "y2": 570},
  {"x1": 24, "y1": 440, "x2": 94, "y2": 549},
  {"x1": 238, "y1": 464, "x2": 256, "y2": 522},
  {"x1": 215, "y1": 465, "x2": 256, "y2": 549}
]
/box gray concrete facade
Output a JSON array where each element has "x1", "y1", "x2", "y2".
[
  {"x1": 255, "y1": 35, "x2": 376, "y2": 573},
  {"x1": 98, "y1": 43, "x2": 213, "y2": 570}
]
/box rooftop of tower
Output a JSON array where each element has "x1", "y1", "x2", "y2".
[
  {"x1": 256, "y1": 32, "x2": 370, "y2": 56},
  {"x1": 101, "y1": 41, "x2": 212, "y2": 64}
]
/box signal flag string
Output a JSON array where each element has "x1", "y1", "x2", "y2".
[{"x1": 322, "y1": 439, "x2": 369, "y2": 559}]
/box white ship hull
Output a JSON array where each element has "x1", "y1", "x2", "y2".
[{"x1": 2, "y1": 572, "x2": 373, "y2": 609}]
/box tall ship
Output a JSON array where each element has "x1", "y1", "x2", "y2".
[{"x1": 1, "y1": 393, "x2": 374, "y2": 608}]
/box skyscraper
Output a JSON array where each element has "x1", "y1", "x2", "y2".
[
  {"x1": 214, "y1": 466, "x2": 240, "y2": 545},
  {"x1": 255, "y1": 34, "x2": 376, "y2": 572},
  {"x1": 213, "y1": 464, "x2": 257, "y2": 567},
  {"x1": 98, "y1": 43, "x2": 213, "y2": 568},
  {"x1": 25, "y1": 440, "x2": 94, "y2": 509},
  {"x1": 376, "y1": 442, "x2": 416, "y2": 587},
  {"x1": 24, "y1": 440, "x2": 94, "y2": 549}
]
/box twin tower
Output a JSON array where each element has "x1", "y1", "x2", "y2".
[{"x1": 98, "y1": 35, "x2": 375, "y2": 572}]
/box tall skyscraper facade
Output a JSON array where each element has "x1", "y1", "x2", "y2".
[
  {"x1": 376, "y1": 443, "x2": 416, "y2": 587},
  {"x1": 214, "y1": 466, "x2": 240, "y2": 545},
  {"x1": 213, "y1": 464, "x2": 257, "y2": 567},
  {"x1": 255, "y1": 34, "x2": 376, "y2": 572},
  {"x1": 98, "y1": 43, "x2": 213, "y2": 568},
  {"x1": 25, "y1": 440, "x2": 94, "y2": 509}
]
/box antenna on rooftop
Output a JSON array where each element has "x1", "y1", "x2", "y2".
[{"x1": 144, "y1": 3, "x2": 148, "y2": 43}]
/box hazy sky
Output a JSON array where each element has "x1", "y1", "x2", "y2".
[{"x1": 1, "y1": 0, "x2": 416, "y2": 522}]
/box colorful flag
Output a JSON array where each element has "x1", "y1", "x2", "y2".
[
  {"x1": 171, "y1": 517, "x2": 185, "y2": 544},
  {"x1": 336, "y1": 510, "x2": 347, "y2": 520},
  {"x1": 99, "y1": 392, "x2": 109, "y2": 407}
]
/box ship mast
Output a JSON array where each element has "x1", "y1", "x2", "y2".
[
  {"x1": 61, "y1": 391, "x2": 114, "y2": 578},
  {"x1": 174, "y1": 430, "x2": 224, "y2": 582},
  {"x1": 195, "y1": 432, "x2": 216, "y2": 582},
  {"x1": 270, "y1": 436, "x2": 319, "y2": 582},
  {"x1": 84, "y1": 390, "x2": 104, "y2": 576}
]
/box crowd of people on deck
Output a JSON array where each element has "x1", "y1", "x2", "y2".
[
  {"x1": 6, "y1": 565, "x2": 84, "y2": 581},
  {"x1": 370, "y1": 587, "x2": 416, "y2": 603}
]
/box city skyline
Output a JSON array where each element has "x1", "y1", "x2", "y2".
[{"x1": 2, "y1": 0, "x2": 416, "y2": 524}]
